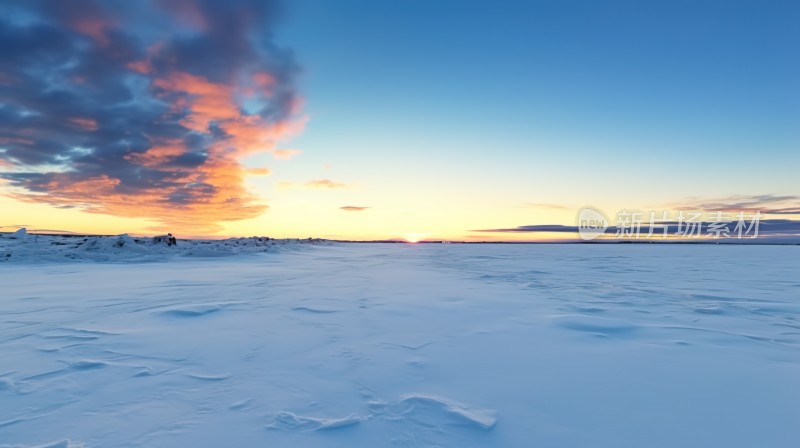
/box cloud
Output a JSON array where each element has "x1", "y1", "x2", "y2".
[
  {"x1": 671, "y1": 194, "x2": 800, "y2": 215},
  {"x1": 521, "y1": 203, "x2": 570, "y2": 210},
  {"x1": 340, "y1": 206, "x2": 368, "y2": 211},
  {"x1": 279, "y1": 179, "x2": 348, "y2": 190},
  {"x1": 246, "y1": 167, "x2": 272, "y2": 176},
  {"x1": 475, "y1": 219, "x2": 800, "y2": 238},
  {"x1": 0, "y1": 224, "x2": 31, "y2": 229},
  {"x1": 272, "y1": 148, "x2": 302, "y2": 160},
  {"x1": 0, "y1": 0, "x2": 304, "y2": 233},
  {"x1": 477, "y1": 225, "x2": 578, "y2": 233},
  {"x1": 23, "y1": 228, "x2": 79, "y2": 234},
  {"x1": 306, "y1": 179, "x2": 346, "y2": 189}
]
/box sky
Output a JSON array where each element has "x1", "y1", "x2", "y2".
[{"x1": 1, "y1": 0, "x2": 798, "y2": 241}]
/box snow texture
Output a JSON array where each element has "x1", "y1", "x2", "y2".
[
  {"x1": 0, "y1": 237, "x2": 798, "y2": 447},
  {"x1": 0, "y1": 231, "x2": 326, "y2": 263}
]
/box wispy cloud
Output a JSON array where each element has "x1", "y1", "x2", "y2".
[
  {"x1": 521, "y1": 203, "x2": 570, "y2": 210},
  {"x1": 340, "y1": 206, "x2": 368, "y2": 211},
  {"x1": 475, "y1": 219, "x2": 800, "y2": 238},
  {"x1": 272, "y1": 148, "x2": 302, "y2": 160},
  {"x1": 307, "y1": 179, "x2": 346, "y2": 189},
  {"x1": 0, "y1": 0, "x2": 304, "y2": 233},
  {"x1": 476, "y1": 225, "x2": 578, "y2": 233},
  {"x1": 279, "y1": 179, "x2": 348, "y2": 190},
  {"x1": 246, "y1": 167, "x2": 272, "y2": 176},
  {"x1": 671, "y1": 194, "x2": 800, "y2": 215}
]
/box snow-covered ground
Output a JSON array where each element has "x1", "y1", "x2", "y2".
[
  {"x1": 1, "y1": 240, "x2": 798, "y2": 447},
  {"x1": 0, "y1": 231, "x2": 327, "y2": 263}
]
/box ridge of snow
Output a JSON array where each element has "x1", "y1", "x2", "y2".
[{"x1": 0, "y1": 233, "x2": 332, "y2": 263}]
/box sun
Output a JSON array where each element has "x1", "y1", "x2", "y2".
[{"x1": 402, "y1": 233, "x2": 427, "y2": 243}]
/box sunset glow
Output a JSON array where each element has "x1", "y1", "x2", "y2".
[
  {"x1": 403, "y1": 233, "x2": 428, "y2": 244},
  {"x1": 1, "y1": 0, "x2": 798, "y2": 241}
]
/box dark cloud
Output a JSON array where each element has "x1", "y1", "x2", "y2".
[
  {"x1": 475, "y1": 219, "x2": 800, "y2": 238},
  {"x1": 480, "y1": 225, "x2": 578, "y2": 233},
  {"x1": 673, "y1": 194, "x2": 800, "y2": 215},
  {"x1": 0, "y1": 0, "x2": 303, "y2": 233}
]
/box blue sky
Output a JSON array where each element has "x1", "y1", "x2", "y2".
[
  {"x1": 1, "y1": 0, "x2": 798, "y2": 239},
  {"x1": 277, "y1": 0, "x2": 799, "y2": 199}
]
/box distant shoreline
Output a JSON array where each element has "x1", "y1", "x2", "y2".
[
  {"x1": 2, "y1": 232, "x2": 797, "y2": 246},
  {"x1": 335, "y1": 239, "x2": 800, "y2": 246}
]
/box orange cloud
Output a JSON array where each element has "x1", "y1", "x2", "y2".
[
  {"x1": 9, "y1": 164, "x2": 267, "y2": 234},
  {"x1": 246, "y1": 72, "x2": 276, "y2": 96},
  {"x1": 127, "y1": 60, "x2": 151, "y2": 74},
  {"x1": 1, "y1": 0, "x2": 305, "y2": 235},
  {"x1": 307, "y1": 179, "x2": 346, "y2": 189},
  {"x1": 68, "y1": 117, "x2": 99, "y2": 131},
  {"x1": 278, "y1": 179, "x2": 347, "y2": 190},
  {"x1": 247, "y1": 167, "x2": 272, "y2": 176},
  {"x1": 273, "y1": 148, "x2": 302, "y2": 160},
  {"x1": 124, "y1": 138, "x2": 185, "y2": 167},
  {"x1": 0, "y1": 137, "x2": 34, "y2": 146},
  {"x1": 154, "y1": 72, "x2": 241, "y2": 133},
  {"x1": 72, "y1": 19, "x2": 111, "y2": 45}
]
